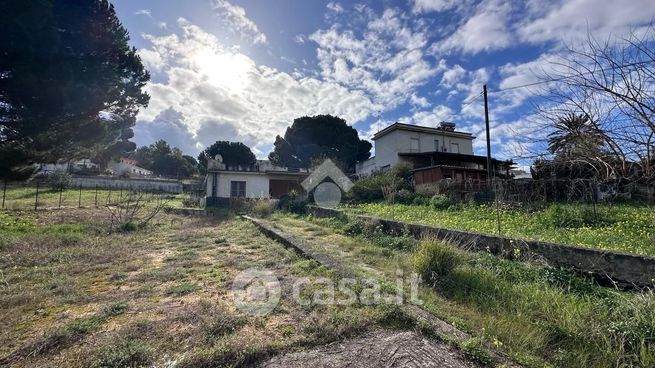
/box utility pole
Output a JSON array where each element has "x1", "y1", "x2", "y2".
[
  {"x1": 483, "y1": 85, "x2": 492, "y2": 182},
  {"x1": 483, "y1": 85, "x2": 501, "y2": 235}
]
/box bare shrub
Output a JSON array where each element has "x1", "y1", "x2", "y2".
[{"x1": 105, "y1": 191, "x2": 168, "y2": 231}]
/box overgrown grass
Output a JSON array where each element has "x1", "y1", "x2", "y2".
[
  {"x1": 1, "y1": 208, "x2": 420, "y2": 367},
  {"x1": 345, "y1": 201, "x2": 655, "y2": 256},
  {"x1": 270, "y1": 213, "x2": 655, "y2": 368},
  {"x1": 0, "y1": 187, "x2": 189, "y2": 210}
]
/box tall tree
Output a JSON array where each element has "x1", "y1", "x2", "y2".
[
  {"x1": 0, "y1": 0, "x2": 149, "y2": 179},
  {"x1": 547, "y1": 113, "x2": 605, "y2": 158},
  {"x1": 134, "y1": 140, "x2": 198, "y2": 178},
  {"x1": 197, "y1": 141, "x2": 256, "y2": 174},
  {"x1": 268, "y1": 115, "x2": 371, "y2": 172}
]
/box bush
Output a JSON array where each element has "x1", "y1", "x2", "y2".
[
  {"x1": 252, "y1": 200, "x2": 274, "y2": 217},
  {"x1": 413, "y1": 239, "x2": 465, "y2": 284},
  {"x1": 539, "y1": 204, "x2": 609, "y2": 228},
  {"x1": 277, "y1": 195, "x2": 307, "y2": 214},
  {"x1": 430, "y1": 194, "x2": 454, "y2": 210},
  {"x1": 348, "y1": 163, "x2": 415, "y2": 203},
  {"x1": 47, "y1": 171, "x2": 73, "y2": 189},
  {"x1": 411, "y1": 194, "x2": 431, "y2": 206},
  {"x1": 395, "y1": 189, "x2": 415, "y2": 204}
]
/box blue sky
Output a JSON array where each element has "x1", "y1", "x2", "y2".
[{"x1": 111, "y1": 0, "x2": 655, "y2": 165}]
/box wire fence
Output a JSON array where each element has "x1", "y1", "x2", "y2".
[{"x1": 0, "y1": 181, "x2": 206, "y2": 211}]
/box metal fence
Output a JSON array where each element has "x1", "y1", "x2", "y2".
[{"x1": 0, "y1": 181, "x2": 205, "y2": 210}]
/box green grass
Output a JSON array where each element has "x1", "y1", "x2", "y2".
[
  {"x1": 0, "y1": 187, "x2": 191, "y2": 210},
  {"x1": 270, "y1": 213, "x2": 655, "y2": 368},
  {"x1": 344, "y1": 201, "x2": 655, "y2": 256}
]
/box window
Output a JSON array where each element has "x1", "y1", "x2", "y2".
[
  {"x1": 410, "y1": 137, "x2": 420, "y2": 152},
  {"x1": 230, "y1": 181, "x2": 246, "y2": 197},
  {"x1": 450, "y1": 142, "x2": 460, "y2": 154},
  {"x1": 434, "y1": 139, "x2": 440, "y2": 151}
]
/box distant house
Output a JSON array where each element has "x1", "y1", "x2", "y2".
[
  {"x1": 205, "y1": 157, "x2": 309, "y2": 207},
  {"x1": 37, "y1": 159, "x2": 99, "y2": 175},
  {"x1": 356, "y1": 122, "x2": 513, "y2": 192},
  {"x1": 108, "y1": 158, "x2": 153, "y2": 177}
]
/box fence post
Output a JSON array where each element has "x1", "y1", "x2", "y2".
[
  {"x1": 95, "y1": 185, "x2": 98, "y2": 207},
  {"x1": 78, "y1": 184, "x2": 82, "y2": 208},
  {"x1": 58, "y1": 185, "x2": 63, "y2": 208},
  {"x1": 108, "y1": 187, "x2": 112, "y2": 205},
  {"x1": 35, "y1": 182, "x2": 39, "y2": 210},
  {"x1": 2, "y1": 181, "x2": 6, "y2": 209}
]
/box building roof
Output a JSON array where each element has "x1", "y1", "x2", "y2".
[{"x1": 372, "y1": 122, "x2": 475, "y2": 141}]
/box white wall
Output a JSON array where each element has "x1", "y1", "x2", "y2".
[
  {"x1": 360, "y1": 129, "x2": 474, "y2": 175},
  {"x1": 212, "y1": 172, "x2": 270, "y2": 199}
]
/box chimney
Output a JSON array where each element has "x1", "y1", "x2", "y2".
[{"x1": 439, "y1": 121, "x2": 456, "y2": 131}]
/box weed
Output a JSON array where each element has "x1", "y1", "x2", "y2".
[
  {"x1": 166, "y1": 282, "x2": 199, "y2": 296},
  {"x1": 461, "y1": 338, "x2": 493, "y2": 366},
  {"x1": 413, "y1": 239, "x2": 466, "y2": 284},
  {"x1": 91, "y1": 338, "x2": 152, "y2": 368}
]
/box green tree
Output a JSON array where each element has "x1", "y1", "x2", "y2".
[
  {"x1": 197, "y1": 141, "x2": 257, "y2": 174},
  {"x1": 547, "y1": 113, "x2": 605, "y2": 159},
  {"x1": 135, "y1": 140, "x2": 197, "y2": 178},
  {"x1": 0, "y1": 0, "x2": 149, "y2": 179},
  {"x1": 268, "y1": 115, "x2": 371, "y2": 172}
]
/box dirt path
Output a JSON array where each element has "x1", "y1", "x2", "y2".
[{"x1": 261, "y1": 329, "x2": 479, "y2": 368}]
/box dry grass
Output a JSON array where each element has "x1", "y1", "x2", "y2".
[{"x1": 0, "y1": 208, "x2": 408, "y2": 367}]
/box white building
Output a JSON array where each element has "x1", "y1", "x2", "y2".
[
  {"x1": 37, "y1": 159, "x2": 99, "y2": 174},
  {"x1": 356, "y1": 122, "x2": 475, "y2": 175},
  {"x1": 205, "y1": 157, "x2": 309, "y2": 207},
  {"x1": 108, "y1": 158, "x2": 153, "y2": 177}
]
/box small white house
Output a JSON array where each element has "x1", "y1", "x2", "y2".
[
  {"x1": 205, "y1": 157, "x2": 309, "y2": 207},
  {"x1": 356, "y1": 122, "x2": 475, "y2": 175},
  {"x1": 108, "y1": 158, "x2": 153, "y2": 177},
  {"x1": 37, "y1": 159, "x2": 99, "y2": 174}
]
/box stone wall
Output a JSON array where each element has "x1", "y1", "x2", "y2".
[
  {"x1": 307, "y1": 206, "x2": 655, "y2": 289},
  {"x1": 71, "y1": 176, "x2": 183, "y2": 193}
]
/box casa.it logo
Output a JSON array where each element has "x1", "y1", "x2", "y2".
[
  {"x1": 301, "y1": 159, "x2": 353, "y2": 208},
  {"x1": 232, "y1": 268, "x2": 281, "y2": 316}
]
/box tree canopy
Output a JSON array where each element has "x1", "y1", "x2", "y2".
[
  {"x1": 134, "y1": 140, "x2": 198, "y2": 178},
  {"x1": 268, "y1": 115, "x2": 371, "y2": 172},
  {"x1": 0, "y1": 0, "x2": 149, "y2": 179},
  {"x1": 197, "y1": 141, "x2": 257, "y2": 173}
]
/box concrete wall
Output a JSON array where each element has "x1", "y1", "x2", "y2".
[
  {"x1": 307, "y1": 207, "x2": 655, "y2": 289},
  {"x1": 207, "y1": 172, "x2": 270, "y2": 199},
  {"x1": 71, "y1": 176, "x2": 182, "y2": 193}
]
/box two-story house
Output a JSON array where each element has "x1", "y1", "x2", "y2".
[{"x1": 356, "y1": 122, "x2": 512, "y2": 191}]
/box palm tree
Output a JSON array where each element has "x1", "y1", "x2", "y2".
[{"x1": 547, "y1": 113, "x2": 605, "y2": 158}]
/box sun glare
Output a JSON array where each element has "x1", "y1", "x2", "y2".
[{"x1": 194, "y1": 49, "x2": 253, "y2": 92}]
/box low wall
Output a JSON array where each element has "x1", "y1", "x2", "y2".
[
  {"x1": 71, "y1": 176, "x2": 183, "y2": 193},
  {"x1": 307, "y1": 207, "x2": 655, "y2": 289}
]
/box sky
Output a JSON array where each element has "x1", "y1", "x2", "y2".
[{"x1": 111, "y1": 0, "x2": 655, "y2": 165}]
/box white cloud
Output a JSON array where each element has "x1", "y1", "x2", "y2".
[
  {"x1": 411, "y1": 0, "x2": 458, "y2": 13},
  {"x1": 135, "y1": 9, "x2": 152, "y2": 17},
  {"x1": 326, "y1": 2, "x2": 344, "y2": 13},
  {"x1": 440, "y1": 63, "x2": 466, "y2": 87},
  {"x1": 410, "y1": 93, "x2": 430, "y2": 108},
  {"x1": 399, "y1": 105, "x2": 455, "y2": 127},
  {"x1": 519, "y1": 0, "x2": 655, "y2": 45},
  {"x1": 294, "y1": 34, "x2": 306, "y2": 44},
  {"x1": 210, "y1": 0, "x2": 267, "y2": 45},
  {"x1": 310, "y1": 8, "x2": 439, "y2": 108},
  {"x1": 135, "y1": 19, "x2": 377, "y2": 157},
  {"x1": 431, "y1": 0, "x2": 513, "y2": 55}
]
